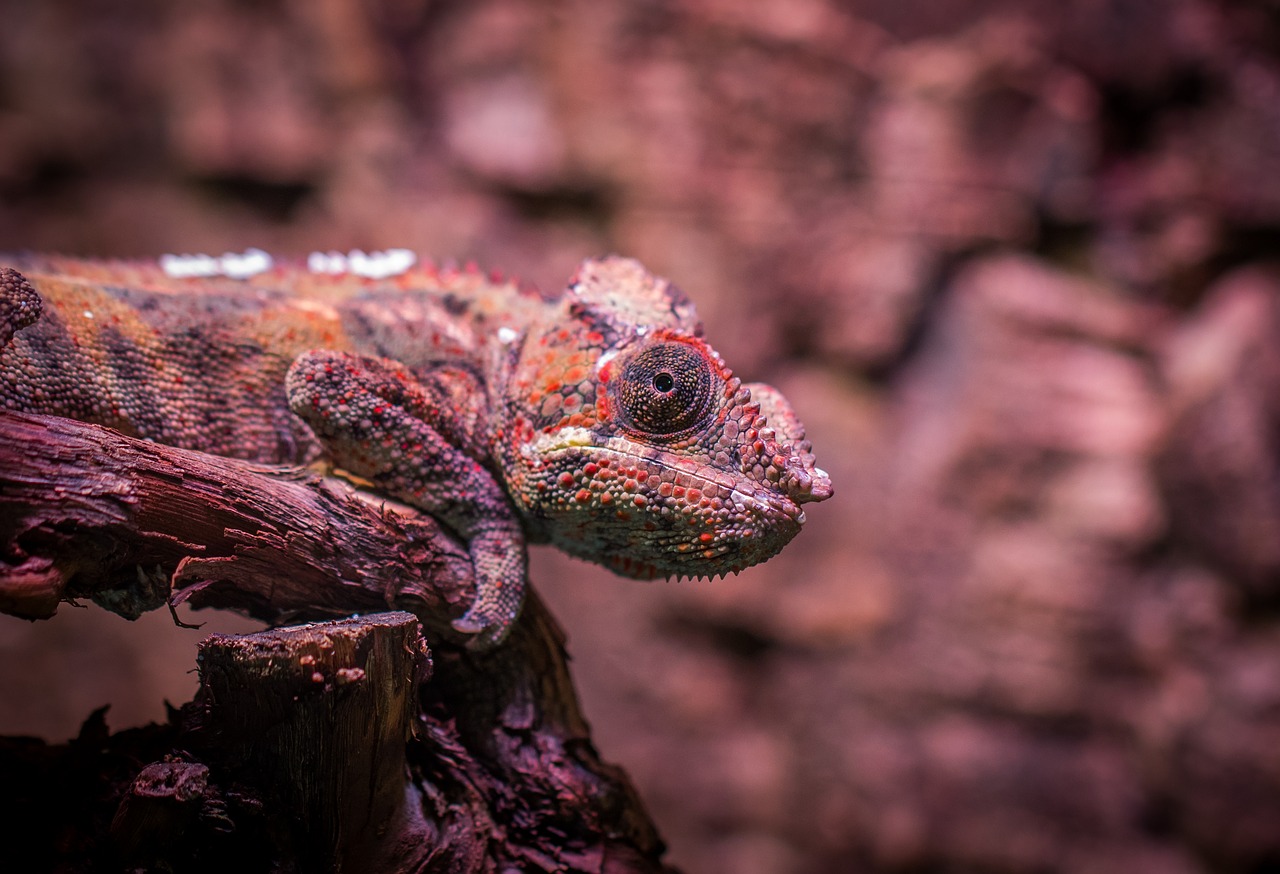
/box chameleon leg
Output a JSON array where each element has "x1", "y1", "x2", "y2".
[
  {"x1": 0, "y1": 268, "x2": 43, "y2": 350},
  {"x1": 285, "y1": 350, "x2": 525, "y2": 647}
]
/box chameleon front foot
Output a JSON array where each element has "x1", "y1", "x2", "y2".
[
  {"x1": 451, "y1": 593, "x2": 522, "y2": 649},
  {"x1": 286, "y1": 349, "x2": 529, "y2": 649},
  {"x1": 450, "y1": 522, "x2": 527, "y2": 648}
]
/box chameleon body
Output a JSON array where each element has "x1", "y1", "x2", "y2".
[{"x1": 0, "y1": 251, "x2": 832, "y2": 645}]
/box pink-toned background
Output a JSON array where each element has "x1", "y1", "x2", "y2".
[{"x1": 3, "y1": 2, "x2": 1280, "y2": 872}]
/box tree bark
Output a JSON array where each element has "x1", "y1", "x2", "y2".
[{"x1": 0, "y1": 409, "x2": 474, "y2": 636}]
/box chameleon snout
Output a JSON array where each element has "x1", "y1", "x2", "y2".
[{"x1": 737, "y1": 382, "x2": 833, "y2": 507}]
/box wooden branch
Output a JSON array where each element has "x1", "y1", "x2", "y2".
[{"x1": 0, "y1": 409, "x2": 475, "y2": 638}]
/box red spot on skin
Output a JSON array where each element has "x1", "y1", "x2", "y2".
[
  {"x1": 587, "y1": 331, "x2": 604, "y2": 344},
  {"x1": 600, "y1": 492, "x2": 613, "y2": 505},
  {"x1": 699, "y1": 532, "x2": 714, "y2": 543},
  {"x1": 673, "y1": 486, "x2": 686, "y2": 498},
  {"x1": 575, "y1": 489, "x2": 592, "y2": 503},
  {"x1": 559, "y1": 472, "x2": 575, "y2": 487},
  {"x1": 633, "y1": 495, "x2": 647, "y2": 507},
  {"x1": 616, "y1": 511, "x2": 630, "y2": 520},
  {"x1": 583, "y1": 462, "x2": 599, "y2": 476}
]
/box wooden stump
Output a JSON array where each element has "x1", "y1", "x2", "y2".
[{"x1": 196, "y1": 613, "x2": 428, "y2": 871}]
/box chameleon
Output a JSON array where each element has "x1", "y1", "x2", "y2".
[{"x1": 0, "y1": 249, "x2": 832, "y2": 646}]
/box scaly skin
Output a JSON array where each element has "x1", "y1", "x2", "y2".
[{"x1": 0, "y1": 252, "x2": 832, "y2": 646}]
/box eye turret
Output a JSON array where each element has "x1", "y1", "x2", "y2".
[{"x1": 613, "y1": 341, "x2": 714, "y2": 438}]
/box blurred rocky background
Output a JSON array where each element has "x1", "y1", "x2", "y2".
[{"x1": 3, "y1": 1, "x2": 1280, "y2": 872}]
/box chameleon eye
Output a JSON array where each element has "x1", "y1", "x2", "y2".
[{"x1": 616, "y1": 341, "x2": 714, "y2": 436}]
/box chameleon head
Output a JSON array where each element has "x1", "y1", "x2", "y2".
[{"x1": 502, "y1": 257, "x2": 832, "y2": 579}]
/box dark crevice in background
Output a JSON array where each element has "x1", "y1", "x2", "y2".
[
  {"x1": 658, "y1": 612, "x2": 779, "y2": 664},
  {"x1": 0, "y1": 159, "x2": 89, "y2": 202},
  {"x1": 497, "y1": 181, "x2": 618, "y2": 230},
  {"x1": 1029, "y1": 210, "x2": 1096, "y2": 275},
  {"x1": 861, "y1": 244, "x2": 1001, "y2": 386},
  {"x1": 1095, "y1": 65, "x2": 1220, "y2": 157},
  {"x1": 1200, "y1": 224, "x2": 1280, "y2": 294},
  {"x1": 190, "y1": 176, "x2": 318, "y2": 225}
]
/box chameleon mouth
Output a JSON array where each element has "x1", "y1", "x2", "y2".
[
  {"x1": 594, "y1": 442, "x2": 808, "y2": 524},
  {"x1": 533, "y1": 440, "x2": 807, "y2": 580},
  {"x1": 525, "y1": 426, "x2": 809, "y2": 521}
]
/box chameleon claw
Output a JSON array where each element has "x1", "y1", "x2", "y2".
[
  {"x1": 452, "y1": 600, "x2": 519, "y2": 649},
  {"x1": 448, "y1": 523, "x2": 528, "y2": 648}
]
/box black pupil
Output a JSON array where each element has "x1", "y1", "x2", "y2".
[{"x1": 653, "y1": 372, "x2": 675, "y2": 393}]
